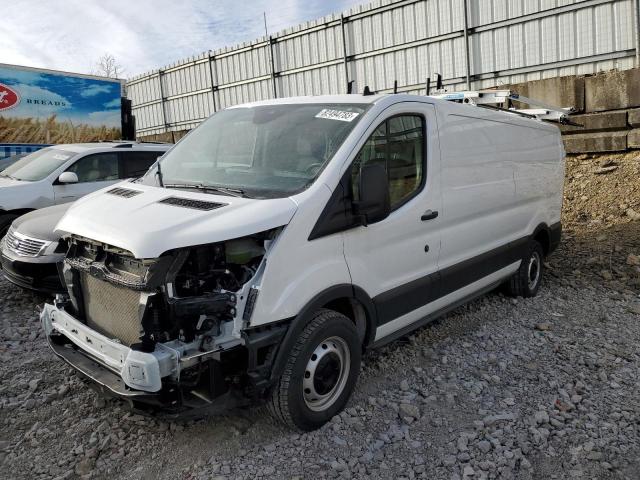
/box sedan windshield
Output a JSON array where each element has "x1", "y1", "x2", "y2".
[
  {"x1": 0, "y1": 148, "x2": 75, "y2": 182},
  {"x1": 143, "y1": 103, "x2": 369, "y2": 198}
]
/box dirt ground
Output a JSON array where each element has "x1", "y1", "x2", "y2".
[{"x1": 557, "y1": 152, "x2": 640, "y2": 292}]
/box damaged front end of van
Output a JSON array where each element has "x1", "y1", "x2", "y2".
[{"x1": 41, "y1": 218, "x2": 291, "y2": 414}]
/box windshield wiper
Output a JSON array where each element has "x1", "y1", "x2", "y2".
[
  {"x1": 0, "y1": 173, "x2": 16, "y2": 180},
  {"x1": 207, "y1": 185, "x2": 246, "y2": 197},
  {"x1": 164, "y1": 183, "x2": 246, "y2": 198}
]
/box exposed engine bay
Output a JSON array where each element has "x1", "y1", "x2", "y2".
[{"x1": 45, "y1": 228, "x2": 285, "y2": 412}]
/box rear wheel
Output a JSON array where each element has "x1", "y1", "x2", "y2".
[
  {"x1": 505, "y1": 240, "x2": 544, "y2": 297},
  {"x1": 268, "y1": 309, "x2": 361, "y2": 431}
]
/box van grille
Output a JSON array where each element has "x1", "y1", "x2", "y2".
[
  {"x1": 4, "y1": 228, "x2": 48, "y2": 257},
  {"x1": 79, "y1": 272, "x2": 143, "y2": 346}
]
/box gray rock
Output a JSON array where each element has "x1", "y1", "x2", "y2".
[
  {"x1": 399, "y1": 403, "x2": 420, "y2": 419},
  {"x1": 477, "y1": 440, "x2": 492, "y2": 453},
  {"x1": 457, "y1": 436, "x2": 468, "y2": 452},
  {"x1": 443, "y1": 455, "x2": 457, "y2": 467},
  {"x1": 534, "y1": 411, "x2": 549, "y2": 425},
  {"x1": 74, "y1": 458, "x2": 95, "y2": 476},
  {"x1": 462, "y1": 465, "x2": 475, "y2": 477}
]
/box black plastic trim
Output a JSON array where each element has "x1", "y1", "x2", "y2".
[
  {"x1": 371, "y1": 280, "x2": 502, "y2": 349},
  {"x1": 308, "y1": 170, "x2": 360, "y2": 240},
  {"x1": 548, "y1": 221, "x2": 562, "y2": 255},
  {"x1": 373, "y1": 236, "x2": 529, "y2": 325}
]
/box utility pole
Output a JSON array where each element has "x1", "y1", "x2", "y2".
[{"x1": 263, "y1": 12, "x2": 268, "y2": 38}]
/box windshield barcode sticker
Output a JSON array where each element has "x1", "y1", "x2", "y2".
[
  {"x1": 53, "y1": 154, "x2": 70, "y2": 160},
  {"x1": 315, "y1": 109, "x2": 360, "y2": 122}
]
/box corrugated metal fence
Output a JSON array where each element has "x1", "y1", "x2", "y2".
[{"x1": 127, "y1": 0, "x2": 640, "y2": 137}]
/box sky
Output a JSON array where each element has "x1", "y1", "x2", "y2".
[{"x1": 1, "y1": 0, "x2": 365, "y2": 79}]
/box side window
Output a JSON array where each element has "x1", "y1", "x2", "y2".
[
  {"x1": 121, "y1": 151, "x2": 163, "y2": 178},
  {"x1": 351, "y1": 115, "x2": 424, "y2": 208},
  {"x1": 66, "y1": 153, "x2": 119, "y2": 183}
]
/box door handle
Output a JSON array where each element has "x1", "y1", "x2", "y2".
[{"x1": 421, "y1": 210, "x2": 439, "y2": 221}]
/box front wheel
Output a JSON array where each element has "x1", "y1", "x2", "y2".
[
  {"x1": 505, "y1": 240, "x2": 544, "y2": 297},
  {"x1": 268, "y1": 309, "x2": 361, "y2": 431}
]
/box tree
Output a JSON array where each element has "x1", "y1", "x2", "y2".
[{"x1": 92, "y1": 54, "x2": 125, "y2": 78}]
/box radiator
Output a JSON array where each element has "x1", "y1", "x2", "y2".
[{"x1": 79, "y1": 272, "x2": 143, "y2": 346}]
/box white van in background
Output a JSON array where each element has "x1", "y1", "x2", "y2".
[
  {"x1": 41, "y1": 94, "x2": 564, "y2": 430},
  {"x1": 0, "y1": 142, "x2": 171, "y2": 237}
]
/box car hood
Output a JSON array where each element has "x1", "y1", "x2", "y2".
[
  {"x1": 13, "y1": 203, "x2": 72, "y2": 242},
  {"x1": 0, "y1": 178, "x2": 54, "y2": 211},
  {"x1": 0, "y1": 177, "x2": 24, "y2": 187},
  {"x1": 55, "y1": 183, "x2": 298, "y2": 258}
]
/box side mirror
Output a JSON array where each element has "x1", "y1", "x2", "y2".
[
  {"x1": 58, "y1": 172, "x2": 78, "y2": 184},
  {"x1": 353, "y1": 163, "x2": 390, "y2": 225}
]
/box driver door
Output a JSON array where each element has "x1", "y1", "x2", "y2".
[
  {"x1": 53, "y1": 152, "x2": 120, "y2": 204},
  {"x1": 343, "y1": 103, "x2": 443, "y2": 341}
]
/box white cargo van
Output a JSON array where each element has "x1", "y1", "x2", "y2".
[{"x1": 41, "y1": 94, "x2": 564, "y2": 430}]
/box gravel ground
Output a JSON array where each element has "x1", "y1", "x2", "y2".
[{"x1": 1, "y1": 153, "x2": 639, "y2": 480}]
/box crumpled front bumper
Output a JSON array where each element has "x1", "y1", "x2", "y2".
[{"x1": 41, "y1": 303, "x2": 179, "y2": 394}]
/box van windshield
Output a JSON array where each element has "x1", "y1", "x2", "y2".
[
  {"x1": 143, "y1": 103, "x2": 369, "y2": 198},
  {"x1": 0, "y1": 148, "x2": 75, "y2": 182}
]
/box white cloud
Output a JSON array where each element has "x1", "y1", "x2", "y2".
[
  {"x1": 80, "y1": 84, "x2": 113, "y2": 97},
  {"x1": 83, "y1": 110, "x2": 121, "y2": 127},
  {"x1": 103, "y1": 98, "x2": 121, "y2": 108},
  {"x1": 0, "y1": 0, "x2": 364, "y2": 79}
]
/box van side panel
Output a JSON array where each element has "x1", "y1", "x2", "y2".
[
  {"x1": 248, "y1": 186, "x2": 352, "y2": 327},
  {"x1": 437, "y1": 109, "x2": 562, "y2": 273},
  {"x1": 437, "y1": 112, "x2": 520, "y2": 272},
  {"x1": 512, "y1": 131, "x2": 565, "y2": 242}
]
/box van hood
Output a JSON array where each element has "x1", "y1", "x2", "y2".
[{"x1": 55, "y1": 183, "x2": 298, "y2": 258}]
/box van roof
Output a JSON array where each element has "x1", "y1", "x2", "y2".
[{"x1": 235, "y1": 94, "x2": 559, "y2": 132}]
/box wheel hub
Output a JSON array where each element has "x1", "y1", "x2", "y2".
[
  {"x1": 527, "y1": 251, "x2": 541, "y2": 290},
  {"x1": 303, "y1": 336, "x2": 350, "y2": 412}
]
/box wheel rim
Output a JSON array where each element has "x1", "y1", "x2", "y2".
[
  {"x1": 303, "y1": 336, "x2": 350, "y2": 412},
  {"x1": 527, "y1": 251, "x2": 541, "y2": 290}
]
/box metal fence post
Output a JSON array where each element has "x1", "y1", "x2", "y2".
[
  {"x1": 463, "y1": 0, "x2": 471, "y2": 89},
  {"x1": 340, "y1": 14, "x2": 350, "y2": 92},
  {"x1": 268, "y1": 36, "x2": 278, "y2": 98},
  {"x1": 157, "y1": 70, "x2": 168, "y2": 133},
  {"x1": 208, "y1": 52, "x2": 218, "y2": 112},
  {"x1": 635, "y1": 0, "x2": 640, "y2": 67}
]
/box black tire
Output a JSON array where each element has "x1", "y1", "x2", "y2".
[
  {"x1": 505, "y1": 240, "x2": 544, "y2": 297},
  {"x1": 0, "y1": 214, "x2": 17, "y2": 241},
  {"x1": 268, "y1": 309, "x2": 361, "y2": 431}
]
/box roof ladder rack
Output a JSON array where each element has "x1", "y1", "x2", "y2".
[{"x1": 428, "y1": 89, "x2": 577, "y2": 125}]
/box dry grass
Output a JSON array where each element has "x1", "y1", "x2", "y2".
[{"x1": 0, "y1": 115, "x2": 121, "y2": 144}]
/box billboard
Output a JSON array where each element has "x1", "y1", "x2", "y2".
[{"x1": 0, "y1": 64, "x2": 122, "y2": 144}]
